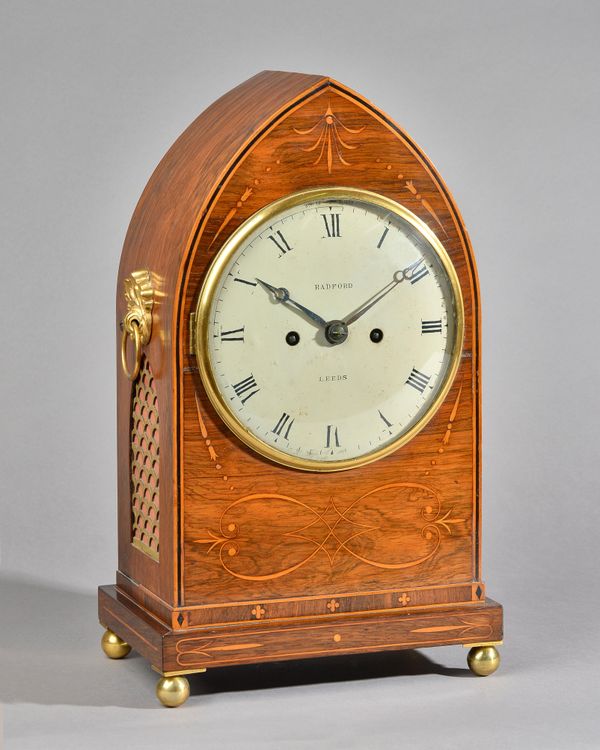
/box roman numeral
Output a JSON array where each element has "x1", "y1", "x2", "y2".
[
  {"x1": 234, "y1": 277, "x2": 257, "y2": 287},
  {"x1": 220, "y1": 326, "x2": 245, "y2": 342},
  {"x1": 406, "y1": 368, "x2": 431, "y2": 394},
  {"x1": 410, "y1": 265, "x2": 429, "y2": 284},
  {"x1": 421, "y1": 319, "x2": 442, "y2": 334},
  {"x1": 378, "y1": 410, "x2": 393, "y2": 428},
  {"x1": 272, "y1": 412, "x2": 294, "y2": 439},
  {"x1": 232, "y1": 374, "x2": 260, "y2": 404},
  {"x1": 377, "y1": 226, "x2": 389, "y2": 248},
  {"x1": 322, "y1": 213, "x2": 341, "y2": 238},
  {"x1": 268, "y1": 230, "x2": 292, "y2": 255},
  {"x1": 326, "y1": 424, "x2": 340, "y2": 448}
]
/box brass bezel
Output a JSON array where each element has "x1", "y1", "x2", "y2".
[{"x1": 194, "y1": 186, "x2": 464, "y2": 473}]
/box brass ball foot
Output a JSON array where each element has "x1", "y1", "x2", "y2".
[
  {"x1": 101, "y1": 628, "x2": 132, "y2": 659},
  {"x1": 467, "y1": 645, "x2": 500, "y2": 676},
  {"x1": 156, "y1": 676, "x2": 190, "y2": 707}
]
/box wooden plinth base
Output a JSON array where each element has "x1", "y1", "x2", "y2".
[{"x1": 98, "y1": 585, "x2": 503, "y2": 677}]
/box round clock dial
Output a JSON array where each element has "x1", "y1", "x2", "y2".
[{"x1": 195, "y1": 187, "x2": 463, "y2": 471}]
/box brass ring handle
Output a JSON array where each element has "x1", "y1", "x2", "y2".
[
  {"x1": 121, "y1": 321, "x2": 142, "y2": 381},
  {"x1": 120, "y1": 269, "x2": 154, "y2": 381}
]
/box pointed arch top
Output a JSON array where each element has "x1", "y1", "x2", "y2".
[{"x1": 115, "y1": 71, "x2": 481, "y2": 605}]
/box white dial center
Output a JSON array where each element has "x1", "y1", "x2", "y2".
[{"x1": 196, "y1": 188, "x2": 463, "y2": 471}]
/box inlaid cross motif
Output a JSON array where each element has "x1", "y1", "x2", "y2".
[
  {"x1": 398, "y1": 593, "x2": 411, "y2": 606},
  {"x1": 251, "y1": 605, "x2": 266, "y2": 620},
  {"x1": 327, "y1": 599, "x2": 340, "y2": 613}
]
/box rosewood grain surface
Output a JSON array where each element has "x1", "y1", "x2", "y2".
[
  {"x1": 99, "y1": 585, "x2": 166, "y2": 671},
  {"x1": 168, "y1": 600, "x2": 503, "y2": 671},
  {"x1": 102, "y1": 70, "x2": 499, "y2": 672},
  {"x1": 114, "y1": 574, "x2": 485, "y2": 630},
  {"x1": 116, "y1": 71, "x2": 328, "y2": 608},
  {"x1": 99, "y1": 584, "x2": 501, "y2": 674},
  {"x1": 178, "y1": 82, "x2": 480, "y2": 618}
]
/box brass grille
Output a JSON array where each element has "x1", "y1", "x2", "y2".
[{"x1": 130, "y1": 355, "x2": 159, "y2": 560}]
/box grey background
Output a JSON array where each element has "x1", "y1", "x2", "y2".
[{"x1": 1, "y1": 0, "x2": 599, "y2": 747}]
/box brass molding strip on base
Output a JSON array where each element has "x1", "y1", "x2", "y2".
[
  {"x1": 462, "y1": 640, "x2": 503, "y2": 648},
  {"x1": 151, "y1": 665, "x2": 207, "y2": 678}
]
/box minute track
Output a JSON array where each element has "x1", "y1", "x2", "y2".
[{"x1": 197, "y1": 186, "x2": 463, "y2": 471}]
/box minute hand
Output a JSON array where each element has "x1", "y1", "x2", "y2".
[
  {"x1": 343, "y1": 259, "x2": 425, "y2": 327},
  {"x1": 255, "y1": 278, "x2": 328, "y2": 328}
]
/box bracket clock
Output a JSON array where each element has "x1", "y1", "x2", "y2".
[{"x1": 98, "y1": 70, "x2": 503, "y2": 707}]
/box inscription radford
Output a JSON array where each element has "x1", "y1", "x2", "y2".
[{"x1": 314, "y1": 282, "x2": 353, "y2": 290}]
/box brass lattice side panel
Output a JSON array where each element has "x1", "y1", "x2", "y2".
[{"x1": 130, "y1": 355, "x2": 159, "y2": 560}]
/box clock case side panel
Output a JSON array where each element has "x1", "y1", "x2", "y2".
[
  {"x1": 179, "y1": 78, "x2": 484, "y2": 626},
  {"x1": 110, "y1": 71, "x2": 329, "y2": 624}
]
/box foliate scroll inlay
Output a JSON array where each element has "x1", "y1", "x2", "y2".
[
  {"x1": 130, "y1": 355, "x2": 159, "y2": 560},
  {"x1": 173, "y1": 610, "x2": 498, "y2": 669},
  {"x1": 195, "y1": 484, "x2": 464, "y2": 581},
  {"x1": 411, "y1": 617, "x2": 493, "y2": 640},
  {"x1": 176, "y1": 638, "x2": 263, "y2": 666}
]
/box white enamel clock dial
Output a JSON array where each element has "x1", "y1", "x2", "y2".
[{"x1": 195, "y1": 187, "x2": 463, "y2": 472}]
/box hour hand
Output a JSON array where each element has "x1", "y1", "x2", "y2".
[
  {"x1": 255, "y1": 278, "x2": 287, "y2": 301},
  {"x1": 255, "y1": 278, "x2": 328, "y2": 328}
]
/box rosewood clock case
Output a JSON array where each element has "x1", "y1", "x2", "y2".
[{"x1": 98, "y1": 70, "x2": 503, "y2": 705}]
